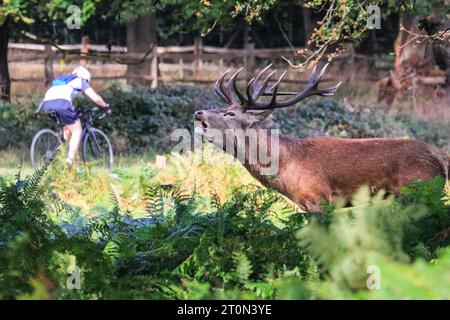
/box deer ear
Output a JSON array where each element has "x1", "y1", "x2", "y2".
[{"x1": 246, "y1": 109, "x2": 273, "y2": 122}]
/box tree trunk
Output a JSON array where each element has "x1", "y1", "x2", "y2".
[
  {"x1": 378, "y1": 13, "x2": 436, "y2": 104},
  {"x1": 356, "y1": 30, "x2": 377, "y2": 54},
  {"x1": 0, "y1": 19, "x2": 10, "y2": 102},
  {"x1": 44, "y1": 44, "x2": 54, "y2": 87},
  {"x1": 126, "y1": 12, "x2": 157, "y2": 86},
  {"x1": 243, "y1": 24, "x2": 255, "y2": 81},
  {"x1": 431, "y1": 17, "x2": 450, "y2": 91},
  {"x1": 302, "y1": 7, "x2": 314, "y2": 48},
  {"x1": 393, "y1": 13, "x2": 427, "y2": 76}
]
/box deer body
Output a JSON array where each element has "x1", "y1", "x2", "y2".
[
  {"x1": 194, "y1": 64, "x2": 449, "y2": 212},
  {"x1": 238, "y1": 126, "x2": 448, "y2": 211}
]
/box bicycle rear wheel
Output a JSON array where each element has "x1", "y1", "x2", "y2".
[
  {"x1": 82, "y1": 128, "x2": 113, "y2": 171},
  {"x1": 30, "y1": 129, "x2": 62, "y2": 169}
]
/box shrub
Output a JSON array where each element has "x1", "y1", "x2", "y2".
[
  {"x1": 2, "y1": 85, "x2": 449, "y2": 154},
  {"x1": 0, "y1": 83, "x2": 224, "y2": 154},
  {"x1": 272, "y1": 99, "x2": 450, "y2": 151},
  {"x1": 0, "y1": 167, "x2": 312, "y2": 299},
  {"x1": 0, "y1": 102, "x2": 52, "y2": 151},
  {"x1": 278, "y1": 181, "x2": 450, "y2": 299},
  {"x1": 1, "y1": 164, "x2": 449, "y2": 299},
  {"x1": 91, "y1": 83, "x2": 223, "y2": 153}
]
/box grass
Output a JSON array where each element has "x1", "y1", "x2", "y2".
[{"x1": 0, "y1": 143, "x2": 261, "y2": 215}]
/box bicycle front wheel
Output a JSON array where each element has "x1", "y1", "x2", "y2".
[
  {"x1": 82, "y1": 128, "x2": 113, "y2": 171},
  {"x1": 30, "y1": 129, "x2": 62, "y2": 170}
]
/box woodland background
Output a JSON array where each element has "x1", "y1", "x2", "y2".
[{"x1": 0, "y1": 0, "x2": 449, "y2": 299}]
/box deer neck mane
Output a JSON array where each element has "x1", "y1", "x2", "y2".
[{"x1": 231, "y1": 122, "x2": 292, "y2": 188}]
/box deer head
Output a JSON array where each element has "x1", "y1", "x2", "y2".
[{"x1": 194, "y1": 63, "x2": 342, "y2": 142}]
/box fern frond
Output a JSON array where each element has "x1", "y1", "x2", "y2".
[
  {"x1": 146, "y1": 184, "x2": 164, "y2": 215},
  {"x1": 211, "y1": 192, "x2": 221, "y2": 209},
  {"x1": 109, "y1": 189, "x2": 121, "y2": 223},
  {"x1": 233, "y1": 251, "x2": 253, "y2": 283},
  {"x1": 22, "y1": 165, "x2": 47, "y2": 199}
]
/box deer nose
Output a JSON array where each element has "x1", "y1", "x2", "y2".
[{"x1": 194, "y1": 110, "x2": 204, "y2": 120}]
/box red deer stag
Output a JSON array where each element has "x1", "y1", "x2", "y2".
[{"x1": 194, "y1": 64, "x2": 449, "y2": 212}]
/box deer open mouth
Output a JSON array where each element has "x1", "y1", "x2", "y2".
[{"x1": 194, "y1": 120, "x2": 209, "y2": 135}]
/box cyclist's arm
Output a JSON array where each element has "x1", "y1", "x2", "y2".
[{"x1": 84, "y1": 87, "x2": 109, "y2": 109}]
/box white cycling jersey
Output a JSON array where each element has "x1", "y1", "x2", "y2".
[{"x1": 43, "y1": 76, "x2": 91, "y2": 102}]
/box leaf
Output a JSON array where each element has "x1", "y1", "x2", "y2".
[{"x1": 233, "y1": 252, "x2": 253, "y2": 283}]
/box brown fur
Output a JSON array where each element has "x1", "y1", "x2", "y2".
[
  {"x1": 194, "y1": 104, "x2": 449, "y2": 213},
  {"x1": 242, "y1": 127, "x2": 449, "y2": 212}
]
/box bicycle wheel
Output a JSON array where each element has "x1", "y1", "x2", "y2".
[
  {"x1": 30, "y1": 129, "x2": 62, "y2": 169},
  {"x1": 82, "y1": 128, "x2": 113, "y2": 171}
]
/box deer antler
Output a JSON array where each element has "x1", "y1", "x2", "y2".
[
  {"x1": 214, "y1": 67, "x2": 246, "y2": 106},
  {"x1": 214, "y1": 64, "x2": 341, "y2": 110},
  {"x1": 247, "y1": 63, "x2": 342, "y2": 110}
]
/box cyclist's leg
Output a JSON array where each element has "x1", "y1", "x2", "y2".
[
  {"x1": 63, "y1": 126, "x2": 71, "y2": 141},
  {"x1": 48, "y1": 100, "x2": 80, "y2": 165},
  {"x1": 65, "y1": 119, "x2": 82, "y2": 164}
]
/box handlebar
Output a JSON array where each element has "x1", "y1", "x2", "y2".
[
  {"x1": 77, "y1": 105, "x2": 111, "y2": 123},
  {"x1": 98, "y1": 110, "x2": 107, "y2": 120}
]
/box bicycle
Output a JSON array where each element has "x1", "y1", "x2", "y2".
[{"x1": 30, "y1": 106, "x2": 113, "y2": 171}]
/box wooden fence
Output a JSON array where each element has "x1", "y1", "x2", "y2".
[{"x1": 8, "y1": 38, "x2": 386, "y2": 88}]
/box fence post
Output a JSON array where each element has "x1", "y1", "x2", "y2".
[
  {"x1": 244, "y1": 41, "x2": 255, "y2": 81},
  {"x1": 179, "y1": 57, "x2": 184, "y2": 80},
  {"x1": 44, "y1": 44, "x2": 54, "y2": 86},
  {"x1": 150, "y1": 45, "x2": 158, "y2": 88},
  {"x1": 194, "y1": 37, "x2": 202, "y2": 80},
  {"x1": 80, "y1": 36, "x2": 89, "y2": 66}
]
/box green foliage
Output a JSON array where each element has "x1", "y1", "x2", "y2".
[
  {"x1": 273, "y1": 98, "x2": 450, "y2": 151},
  {"x1": 0, "y1": 0, "x2": 156, "y2": 27},
  {"x1": 399, "y1": 177, "x2": 450, "y2": 255},
  {"x1": 3, "y1": 86, "x2": 449, "y2": 154},
  {"x1": 0, "y1": 84, "x2": 223, "y2": 153},
  {"x1": 0, "y1": 168, "x2": 310, "y2": 299},
  {"x1": 154, "y1": 0, "x2": 447, "y2": 41},
  {"x1": 298, "y1": 188, "x2": 427, "y2": 295},
  {"x1": 0, "y1": 162, "x2": 449, "y2": 299},
  {"x1": 277, "y1": 181, "x2": 450, "y2": 299},
  {"x1": 0, "y1": 101, "x2": 52, "y2": 150},
  {"x1": 158, "y1": 0, "x2": 276, "y2": 35},
  {"x1": 298, "y1": 0, "x2": 447, "y2": 61},
  {"x1": 81, "y1": 83, "x2": 224, "y2": 153},
  {"x1": 0, "y1": 166, "x2": 65, "y2": 298},
  {"x1": 170, "y1": 186, "x2": 310, "y2": 297}
]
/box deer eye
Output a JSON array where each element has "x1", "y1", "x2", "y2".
[{"x1": 223, "y1": 111, "x2": 236, "y2": 117}]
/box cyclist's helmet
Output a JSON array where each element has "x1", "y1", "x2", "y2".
[{"x1": 72, "y1": 66, "x2": 91, "y2": 82}]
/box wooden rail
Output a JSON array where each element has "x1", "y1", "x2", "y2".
[
  {"x1": 8, "y1": 43, "x2": 299, "y2": 55},
  {"x1": 8, "y1": 40, "x2": 385, "y2": 85}
]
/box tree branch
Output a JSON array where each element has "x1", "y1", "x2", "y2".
[{"x1": 21, "y1": 31, "x2": 157, "y2": 65}]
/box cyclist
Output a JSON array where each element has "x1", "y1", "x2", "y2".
[{"x1": 40, "y1": 66, "x2": 111, "y2": 165}]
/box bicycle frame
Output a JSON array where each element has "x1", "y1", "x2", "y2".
[
  {"x1": 31, "y1": 104, "x2": 112, "y2": 170},
  {"x1": 77, "y1": 107, "x2": 108, "y2": 157},
  {"x1": 53, "y1": 108, "x2": 104, "y2": 143},
  {"x1": 82, "y1": 126, "x2": 104, "y2": 157},
  {"x1": 50, "y1": 107, "x2": 106, "y2": 155}
]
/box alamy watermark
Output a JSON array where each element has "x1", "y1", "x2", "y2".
[
  {"x1": 66, "y1": 5, "x2": 81, "y2": 30},
  {"x1": 66, "y1": 265, "x2": 82, "y2": 290},
  {"x1": 366, "y1": 265, "x2": 381, "y2": 290},
  {"x1": 171, "y1": 123, "x2": 280, "y2": 176},
  {"x1": 366, "y1": 4, "x2": 381, "y2": 30}
]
